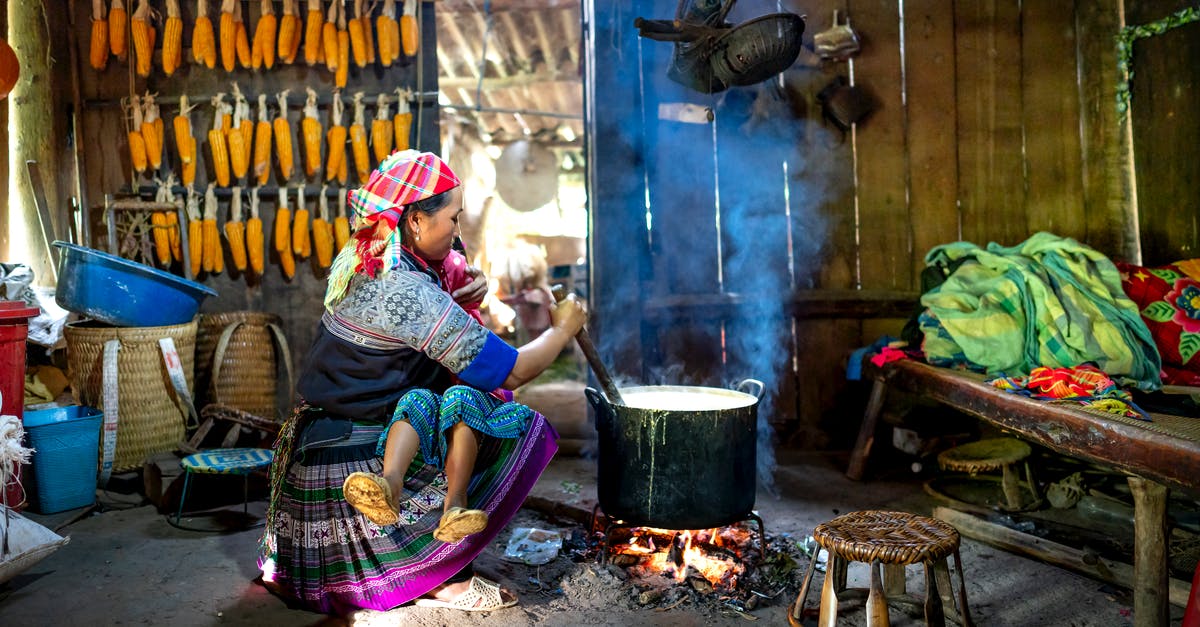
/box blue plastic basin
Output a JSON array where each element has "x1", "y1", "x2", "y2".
[{"x1": 53, "y1": 241, "x2": 217, "y2": 327}]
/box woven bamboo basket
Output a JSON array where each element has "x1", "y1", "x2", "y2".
[
  {"x1": 195, "y1": 312, "x2": 291, "y2": 420},
  {"x1": 65, "y1": 320, "x2": 197, "y2": 474}
]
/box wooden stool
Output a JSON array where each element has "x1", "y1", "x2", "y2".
[
  {"x1": 936, "y1": 437, "x2": 1039, "y2": 511},
  {"x1": 789, "y1": 510, "x2": 973, "y2": 627}
]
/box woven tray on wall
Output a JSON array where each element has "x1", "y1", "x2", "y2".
[
  {"x1": 65, "y1": 320, "x2": 197, "y2": 474},
  {"x1": 195, "y1": 312, "x2": 292, "y2": 421}
]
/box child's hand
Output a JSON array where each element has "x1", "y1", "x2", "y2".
[{"x1": 452, "y1": 265, "x2": 488, "y2": 307}]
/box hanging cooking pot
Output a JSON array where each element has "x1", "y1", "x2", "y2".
[{"x1": 587, "y1": 379, "x2": 764, "y2": 529}]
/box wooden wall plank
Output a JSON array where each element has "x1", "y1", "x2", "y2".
[
  {"x1": 1022, "y1": 0, "x2": 1085, "y2": 241},
  {"x1": 902, "y1": 0, "x2": 960, "y2": 276},
  {"x1": 955, "y1": 0, "x2": 1025, "y2": 247},
  {"x1": 849, "y1": 0, "x2": 910, "y2": 290},
  {"x1": 1128, "y1": 20, "x2": 1200, "y2": 264}
]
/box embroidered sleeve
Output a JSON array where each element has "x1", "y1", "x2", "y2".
[{"x1": 329, "y1": 270, "x2": 515, "y2": 384}]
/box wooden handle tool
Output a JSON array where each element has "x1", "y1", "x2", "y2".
[{"x1": 552, "y1": 284, "x2": 624, "y2": 405}]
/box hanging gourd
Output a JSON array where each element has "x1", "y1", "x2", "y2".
[{"x1": 0, "y1": 39, "x2": 20, "y2": 99}]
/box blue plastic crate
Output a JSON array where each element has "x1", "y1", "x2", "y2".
[{"x1": 23, "y1": 405, "x2": 102, "y2": 514}]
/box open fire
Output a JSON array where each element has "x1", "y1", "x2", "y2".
[{"x1": 605, "y1": 523, "x2": 760, "y2": 591}]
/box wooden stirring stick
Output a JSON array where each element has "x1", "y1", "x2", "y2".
[{"x1": 551, "y1": 284, "x2": 624, "y2": 405}]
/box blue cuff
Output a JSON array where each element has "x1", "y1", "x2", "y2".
[{"x1": 457, "y1": 332, "x2": 518, "y2": 391}]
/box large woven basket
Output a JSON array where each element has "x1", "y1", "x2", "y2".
[
  {"x1": 65, "y1": 319, "x2": 197, "y2": 474},
  {"x1": 195, "y1": 311, "x2": 291, "y2": 420}
]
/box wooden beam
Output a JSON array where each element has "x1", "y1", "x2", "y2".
[
  {"x1": 438, "y1": 71, "x2": 580, "y2": 90},
  {"x1": 642, "y1": 290, "x2": 920, "y2": 321}
]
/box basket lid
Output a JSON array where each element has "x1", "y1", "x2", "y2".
[{"x1": 23, "y1": 405, "x2": 101, "y2": 428}]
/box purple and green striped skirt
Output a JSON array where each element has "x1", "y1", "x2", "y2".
[{"x1": 257, "y1": 389, "x2": 558, "y2": 614}]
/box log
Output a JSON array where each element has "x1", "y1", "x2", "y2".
[{"x1": 932, "y1": 506, "x2": 1189, "y2": 607}]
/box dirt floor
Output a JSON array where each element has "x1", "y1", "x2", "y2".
[{"x1": 0, "y1": 381, "x2": 1191, "y2": 626}]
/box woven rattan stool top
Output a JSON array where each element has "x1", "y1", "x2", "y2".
[
  {"x1": 938, "y1": 437, "x2": 1031, "y2": 473},
  {"x1": 813, "y1": 510, "x2": 960, "y2": 565}
]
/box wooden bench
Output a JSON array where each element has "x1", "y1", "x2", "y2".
[{"x1": 846, "y1": 358, "x2": 1200, "y2": 627}]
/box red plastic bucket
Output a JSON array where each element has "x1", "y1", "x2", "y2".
[{"x1": 0, "y1": 300, "x2": 40, "y2": 509}]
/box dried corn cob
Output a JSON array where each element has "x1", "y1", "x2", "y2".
[
  {"x1": 225, "y1": 186, "x2": 248, "y2": 271},
  {"x1": 162, "y1": 0, "x2": 183, "y2": 75},
  {"x1": 247, "y1": 187, "x2": 265, "y2": 274},
  {"x1": 208, "y1": 93, "x2": 232, "y2": 186},
  {"x1": 278, "y1": 0, "x2": 300, "y2": 64},
  {"x1": 393, "y1": 88, "x2": 411, "y2": 152},
  {"x1": 325, "y1": 90, "x2": 347, "y2": 181},
  {"x1": 335, "y1": 4, "x2": 350, "y2": 88},
  {"x1": 360, "y1": 0, "x2": 375, "y2": 64},
  {"x1": 252, "y1": 0, "x2": 277, "y2": 69},
  {"x1": 202, "y1": 183, "x2": 222, "y2": 273},
  {"x1": 193, "y1": 0, "x2": 217, "y2": 68},
  {"x1": 349, "y1": 92, "x2": 369, "y2": 184},
  {"x1": 110, "y1": 0, "x2": 128, "y2": 60},
  {"x1": 273, "y1": 90, "x2": 295, "y2": 180},
  {"x1": 313, "y1": 185, "x2": 334, "y2": 268},
  {"x1": 142, "y1": 93, "x2": 164, "y2": 170},
  {"x1": 227, "y1": 85, "x2": 250, "y2": 179},
  {"x1": 253, "y1": 94, "x2": 273, "y2": 186},
  {"x1": 219, "y1": 0, "x2": 236, "y2": 72},
  {"x1": 91, "y1": 0, "x2": 110, "y2": 71},
  {"x1": 234, "y1": 0, "x2": 252, "y2": 68},
  {"x1": 288, "y1": 0, "x2": 304, "y2": 63},
  {"x1": 334, "y1": 186, "x2": 350, "y2": 250},
  {"x1": 187, "y1": 186, "x2": 203, "y2": 276},
  {"x1": 348, "y1": 0, "x2": 367, "y2": 68},
  {"x1": 174, "y1": 94, "x2": 197, "y2": 185},
  {"x1": 371, "y1": 93, "x2": 393, "y2": 162},
  {"x1": 301, "y1": 87, "x2": 323, "y2": 178},
  {"x1": 293, "y1": 185, "x2": 312, "y2": 257},
  {"x1": 377, "y1": 0, "x2": 399, "y2": 67},
  {"x1": 128, "y1": 95, "x2": 148, "y2": 174},
  {"x1": 322, "y1": 0, "x2": 339, "y2": 72},
  {"x1": 168, "y1": 185, "x2": 184, "y2": 262},
  {"x1": 275, "y1": 187, "x2": 295, "y2": 279},
  {"x1": 152, "y1": 179, "x2": 173, "y2": 265},
  {"x1": 400, "y1": 0, "x2": 417, "y2": 57},
  {"x1": 131, "y1": 0, "x2": 154, "y2": 77},
  {"x1": 303, "y1": 0, "x2": 323, "y2": 65},
  {"x1": 335, "y1": 143, "x2": 348, "y2": 184}
]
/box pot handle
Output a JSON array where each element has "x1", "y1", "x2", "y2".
[
  {"x1": 735, "y1": 378, "x2": 766, "y2": 400},
  {"x1": 585, "y1": 386, "x2": 614, "y2": 431}
]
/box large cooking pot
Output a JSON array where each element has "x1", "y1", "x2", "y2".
[{"x1": 586, "y1": 379, "x2": 764, "y2": 529}]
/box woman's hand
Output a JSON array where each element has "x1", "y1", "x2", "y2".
[
  {"x1": 451, "y1": 265, "x2": 489, "y2": 307},
  {"x1": 551, "y1": 293, "x2": 588, "y2": 336}
]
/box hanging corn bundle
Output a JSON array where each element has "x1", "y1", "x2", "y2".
[
  {"x1": 174, "y1": 94, "x2": 198, "y2": 186},
  {"x1": 187, "y1": 186, "x2": 203, "y2": 276},
  {"x1": 162, "y1": 0, "x2": 184, "y2": 75},
  {"x1": 109, "y1": 0, "x2": 128, "y2": 61},
  {"x1": 90, "y1": 0, "x2": 110, "y2": 71},
  {"x1": 393, "y1": 87, "x2": 412, "y2": 152},
  {"x1": 314, "y1": 185, "x2": 334, "y2": 268},
  {"x1": 360, "y1": 0, "x2": 376, "y2": 64},
  {"x1": 234, "y1": 0, "x2": 252, "y2": 68},
  {"x1": 350, "y1": 92, "x2": 370, "y2": 184},
  {"x1": 274, "y1": 90, "x2": 295, "y2": 181},
  {"x1": 322, "y1": 0, "x2": 339, "y2": 73},
  {"x1": 247, "y1": 187, "x2": 265, "y2": 275},
  {"x1": 301, "y1": 87, "x2": 323, "y2": 178},
  {"x1": 219, "y1": 0, "x2": 237, "y2": 72},
  {"x1": 399, "y1": 0, "x2": 417, "y2": 57},
  {"x1": 278, "y1": 0, "x2": 301, "y2": 64},
  {"x1": 334, "y1": 186, "x2": 351, "y2": 250},
  {"x1": 304, "y1": 0, "x2": 323, "y2": 66},
  {"x1": 202, "y1": 183, "x2": 224, "y2": 273},
  {"x1": 252, "y1": 0, "x2": 277, "y2": 69},
  {"x1": 253, "y1": 94, "x2": 273, "y2": 186},
  {"x1": 292, "y1": 185, "x2": 312, "y2": 258},
  {"x1": 348, "y1": 0, "x2": 368, "y2": 68},
  {"x1": 228, "y1": 84, "x2": 251, "y2": 180},
  {"x1": 152, "y1": 178, "x2": 173, "y2": 266},
  {"x1": 371, "y1": 93, "x2": 393, "y2": 162},
  {"x1": 208, "y1": 93, "x2": 232, "y2": 187},
  {"x1": 225, "y1": 186, "x2": 248, "y2": 271},
  {"x1": 325, "y1": 90, "x2": 347, "y2": 182},
  {"x1": 335, "y1": 1, "x2": 350, "y2": 88},
  {"x1": 130, "y1": 0, "x2": 156, "y2": 77},
  {"x1": 142, "y1": 93, "x2": 164, "y2": 171},
  {"x1": 127, "y1": 94, "x2": 149, "y2": 175},
  {"x1": 275, "y1": 187, "x2": 296, "y2": 279},
  {"x1": 376, "y1": 0, "x2": 399, "y2": 67},
  {"x1": 168, "y1": 177, "x2": 184, "y2": 261},
  {"x1": 193, "y1": 0, "x2": 217, "y2": 68}
]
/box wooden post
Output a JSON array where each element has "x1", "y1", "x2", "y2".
[
  {"x1": 846, "y1": 377, "x2": 888, "y2": 480},
  {"x1": 1128, "y1": 476, "x2": 1169, "y2": 627}
]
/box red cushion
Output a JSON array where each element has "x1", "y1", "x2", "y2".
[{"x1": 1117, "y1": 259, "x2": 1200, "y2": 386}]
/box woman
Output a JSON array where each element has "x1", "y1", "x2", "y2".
[{"x1": 258, "y1": 150, "x2": 586, "y2": 614}]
